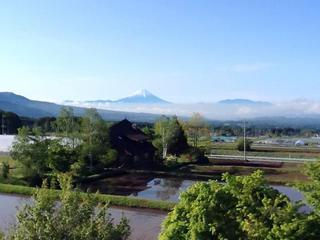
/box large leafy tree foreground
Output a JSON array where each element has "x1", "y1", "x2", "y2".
[
  {"x1": 159, "y1": 171, "x2": 316, "y2": 240},
  {"x1": 6, "y1": 175, "x2": 130, "y2": 240}
]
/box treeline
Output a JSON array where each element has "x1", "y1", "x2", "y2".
[
  {"x1": 8, "y1": 109, "x2": 210, "y2": 185},
  {"x1": 0, "y1": 110, "x2": 57, "y2": 134},
  {"x1": 10, "y1": 108, "x2": 118, "y2": 185},
  {"x1": 2, "y1": 108, "x2": 319, "y2": 138}
]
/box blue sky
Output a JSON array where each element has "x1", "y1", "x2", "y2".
[{"x1": 0, "y1": 0, "x2": 319, "y2": 103}]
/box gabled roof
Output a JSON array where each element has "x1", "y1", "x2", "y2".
[{"x1": 110, "y1": 119, "x2": 148, "y2": 142}]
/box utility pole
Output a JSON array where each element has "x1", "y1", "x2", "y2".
[{"x1": 243, "y1": 120, "x2": 246, "y2": 161}]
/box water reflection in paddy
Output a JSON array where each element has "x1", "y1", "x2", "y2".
[
  {"x1": 0, "y1": 176, "x2": 309, "y2": 239},
  {"x1": 82, "y1": 174, "x2": 305, "y2": 203}
]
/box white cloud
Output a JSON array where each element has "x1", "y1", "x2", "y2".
[{"x1": 62, "y1": 99, "x2": 320, "y2": 120}]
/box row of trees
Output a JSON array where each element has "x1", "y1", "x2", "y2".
[
  {"x1": 0, "y1": 111, "x2": 22, "y2": 134},
  {"x1": 0, "y1": 110, "x2": 58, "y2": 135},
  {"x1": 151, "y1": 113, "x2": 210, "y2": 165},
  {"x1": 11, "y1": 108, "x2": 117, "y2": 184},
  {"x1": 11, "y1": 108, "x2": 211, "y2": 184}
]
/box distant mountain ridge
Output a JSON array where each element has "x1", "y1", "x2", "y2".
[
  {"x1": 65, "y1": 89, "x2": 170, "y2": 105},
  {"x1": 0, "y1": 92, "x2": 160, "y2": 122},
  {"x1": 3, "y1": 92, "x2": 320, "y2": 128},
  {"x1": 218, "y1": 99, "x2": 272, "y2": 106}
]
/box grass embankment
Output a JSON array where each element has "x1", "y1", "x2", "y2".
[
  {"x1": 0, "y1": 155, "x2": 15, "y2": 165},
  {"x1": 0, "y1": 183, "x2": 175, "y2": 211}
]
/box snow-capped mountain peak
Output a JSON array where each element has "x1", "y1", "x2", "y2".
[
  {"x1": 115, "y1": 89, "x2": 170, "y2": 104},
  {"x1": 131, "y1": 89, "x2": 152, "y2": 98},
  {"x1": 62, "y1": 89, "x2": 170, "y2": 106}
]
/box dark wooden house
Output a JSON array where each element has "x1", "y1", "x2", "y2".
[{"x1": 109, "y1": 119, "x2": 156, "y2": 166}]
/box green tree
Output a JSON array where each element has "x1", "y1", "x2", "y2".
[
  {"x1": 11, "y1": 127, "x2": 50, "y2": 183},
  {"x1": 7, "y1": 175, "x2": 130, "y2": 240},
  {"x1": 79, "y1": 109, "x2": 117, "y2": 170},
  {"x1": 236, "y1": 137, "x2": 253, "y2": 151},
  {"x1": 142, "y1": 125, "x2": 155, "y2": 140},
  {"x1": 297, "y1": 161, "x2": 320, "y2": 213},
  {"x1": 159, "y1": 171, "x2": 310, "y2": 240},
  {"x1": 34, "y1": 117, "x2": 56, "y2": 133},
  {"x1": 10, "y1": 109, "x2": 117, "y2": 183},
  {"x1": 1, "y1": 161, "x2": 9, "y2": 179},
  {"x1": 55, "y1": 107, "x2": 80, "y2": 148},
  {"x1": 154, "y1": 116, "x2": 189, "y2": 158},
  {"x1": 186, "y1": 113, "x2": 210, "y2": 147},
  {"x1": 294, "y1": 161, "x2": 320, "y2": 239},
  {"x1": 47, "y1": 139, "x2": 77, "y2": 173}
]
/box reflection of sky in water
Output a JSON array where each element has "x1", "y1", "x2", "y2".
[
  {"x1": 271, "y1": 185, "x2": 304, "y2": 202},
  {"x1": 0, "y1": 194, "x2": 30, "y2": 232},
  {"x1": 0, "y1": 135, "x2": 15, "y2": 152},
  {"x1": 130, "y1": 178, "x2": 198, "y2": 202},
  {"x1": 271, "y1": 185, "x2": 310, "y2": 213},
  {"x1": 129, "y1": 178, "x2": 308, "y2": 206}
]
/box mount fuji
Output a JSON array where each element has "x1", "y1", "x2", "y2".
[
  {"x1": 61, "y1": 89, "x2": 170, "y2": 107},
  {"x1": 114, "y1": 89, "x2": 170, "y2": 104}
]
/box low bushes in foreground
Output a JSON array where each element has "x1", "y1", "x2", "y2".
[
  {"x1": 159, "y1": 169, "x2": 320, "y2": 240},
  {"x1": 1, "y1": 175, "x2": 131, "y2": 240}
]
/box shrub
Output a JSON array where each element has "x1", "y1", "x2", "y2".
[
  {"x1": 163, "y1": 155, "x2": 180, "y2": 168},
  {"x1": 1, "y1": 161, "x2": 9, "y2": 179},
  {"x1": 7, "y1": 175, "x2": 131, "y2": 240},
  {"x1": 159, "y1": 171, "x2": 311, "y2": 240},
  {"x1": 236, "y1": 138, "x2": 253, "y2": 151},
  {"x1": 186, "y1": 147, "x2": 209, "y2": 164}
]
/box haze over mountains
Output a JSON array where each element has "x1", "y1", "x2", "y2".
[
  {"x1": 63, "y1": 89, "x2": 170, "y2": 106},
  {"x1": 1, "y1": 91, "x2": 320, "y2": 127},
  {"x1": 63, "y1": 89, "x2": 272, "y2": 108},
  {"x1": 217, "y1": 99, "x2": 273, "y2": 106},
  {"x1": 61, "y1": 90, "x2": 320, "y2": 125},
  {"x1": 0, "y1": 92, "x2": 159, "y2": 122}
]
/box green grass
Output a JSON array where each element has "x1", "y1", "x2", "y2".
[
  {"x1": 0, "y1": 155, "x2": 15, "y2": 167},
  {"x1": 188, "y1": 162, "x2": 307, "y2": 185},
  {"x1": 0, "y1": 155, "x2": 28, "y2": 184},
  {"x1": 210, "y1": 143, "x2": 237, "y2": 150},
  {"x1": 210, "y1": 142, "x2": 320, "y2": 158},
  {"x1": 0, "y1": 183, "x2": 175, "y2": 211},
  {"x1": 0, "y1": 183, "x2": 36, "y2": 195}
]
